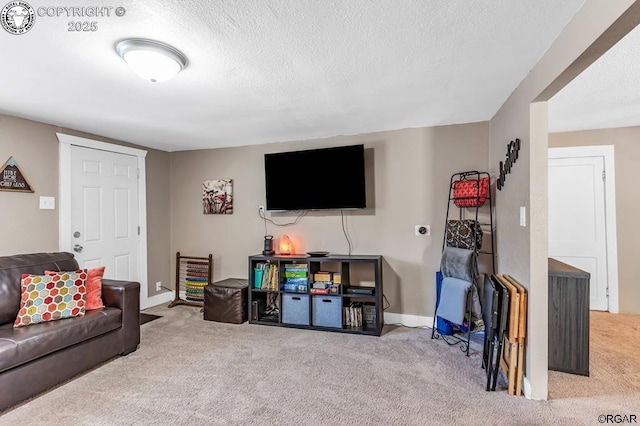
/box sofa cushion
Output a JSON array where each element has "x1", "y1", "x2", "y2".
[
  {"x1": 0, "y1": 307, "x2": 121, "y2": 373},
  {"x1": 14, "y1": 271, "x2": 87, "y2": 328},
  {"x1": 0, "y1": 252, "x2": 79, "y2": 326}
]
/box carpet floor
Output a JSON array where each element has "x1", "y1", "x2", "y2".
[
  {"x1": 548, "y1": 310, "x2": 640, "y2": 399},
  {"x1": 1, "y1": 305, "x2": 638, "y2": 425}
]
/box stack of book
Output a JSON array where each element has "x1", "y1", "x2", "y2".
[
  {"x1": 344, "y1": 302, "x2": 363, "y2": 327},
  {"x1": 282, "y1": 263, "x2": 308, "y2": 292},
  {"x1": 255, "y1": 263, "x2": 278, "y2": 290},
  {"x1": 311, "y1": 271, "x2": 332, "y2": 294}
]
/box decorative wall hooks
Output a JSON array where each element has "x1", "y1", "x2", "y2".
[
  {"x1": 0, "y1": 156, "x2": 33, "y2": 192},
  {"x1": 497, "y1": 138, "x2": 520, "y2": 191}
]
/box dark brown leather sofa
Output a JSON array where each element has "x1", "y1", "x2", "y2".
[{"x1": 0, "y1": 252, "x2": 140, "y2": 411}]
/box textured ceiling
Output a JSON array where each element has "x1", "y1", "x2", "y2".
[
  {"x1": 1, "y1": 0, "x2": 585, "y2": 151},
  {"x1": 549, "y1": 24, "x2": 640, "y2": 133}
]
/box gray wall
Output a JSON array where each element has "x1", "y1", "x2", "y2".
[
  {"x1": 0, "y1": 115, "x2": 172, "y2": 298},
  {"x1": 550, "y1": 126, "x2": 640, "y2": 315},
  {"x1": 170, "y1": 123, "x2": 489, "y2": 317}
]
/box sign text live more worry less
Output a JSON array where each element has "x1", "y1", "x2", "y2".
[{"x1": 0, "y1": 156, "x2": 33, "y2": 192}]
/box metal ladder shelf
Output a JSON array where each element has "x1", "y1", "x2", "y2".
[{"x1": 431, "y1": 170, "x2": 496, "y2": 355}]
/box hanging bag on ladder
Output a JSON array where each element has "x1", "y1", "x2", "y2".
[{"x1": 453, "y1": 177, "x2": 489, "y2": 208}]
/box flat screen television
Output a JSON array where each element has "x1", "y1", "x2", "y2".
[{"x1": 264, "y1": 144, "x2": 366, "y2": 211}]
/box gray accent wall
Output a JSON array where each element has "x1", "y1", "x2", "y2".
[{"x1": 169, "y1": 123, "x2": 489, "y2": 318}]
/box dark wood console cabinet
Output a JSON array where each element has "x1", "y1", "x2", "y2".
[{"x1": 548, "y1": 258, "x2": 590, "y2": 376}]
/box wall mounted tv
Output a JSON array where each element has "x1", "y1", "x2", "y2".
[{"x1": 264, "y1": 144, "x2": 366, "y2": 211}]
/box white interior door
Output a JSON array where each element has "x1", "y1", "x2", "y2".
[
  {"x1": 70, "y1": 145, "x2": 140, "y2": 282},
  {"x1": 548, "y1": 155, "x2": 608, "y2": 311}
]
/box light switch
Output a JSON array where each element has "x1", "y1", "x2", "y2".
[
  {"x1": 39, "y1": 196, "x2": 55, "y2": 210},
  {"x1": 519, "y1": 206, "x2": 526, "y2": 227}
]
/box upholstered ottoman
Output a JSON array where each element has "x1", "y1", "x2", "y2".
[{"x1": 203, "y1": 278, "x2": 248, "y2": 324}]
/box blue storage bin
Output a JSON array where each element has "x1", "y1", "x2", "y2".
[
  {"x1": 435, "y1": 271, "x2": 454, "y2": 335},
  {"x1": 282, "y1": 294, "x2": 310, "y2": 325},
  {"x1": 312, "y1": 295, "x2": 342, "y2": 328}
]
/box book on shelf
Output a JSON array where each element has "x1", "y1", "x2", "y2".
[
  {"x1": 283, "y1": 270, "x2": 308, "y2": 278},
  {"x1": 344, "y1": 302, "x2": 364, "y2": 327},
  {"x1": 283, "y1": 283, "x2": 308, "y2": 292},
  {"x1": 314, "y1": 272, "x2": 332, "y2": 282},
  {"x1": 312, "y1": 281, "x2": 331, "y2": 289},
  {"x1": 284, "y1": 263, "x2": 308, "y2": 270},
  {"x1": 256, "y1": 263, "x2": 278, "y2": 291},
  {"x1": 284, "y1": 277, "x2": 308, "y2": 284}
]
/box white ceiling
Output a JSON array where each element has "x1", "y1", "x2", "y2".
[
  {"x1": 1, "y1": 0, "x2": 589, "y2": 152},
  {"x1": 549, "y1": 23, "x2": 640, "y2": 133}
]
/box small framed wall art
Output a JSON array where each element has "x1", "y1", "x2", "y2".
[
  {"x1": 0, "y1": 156, "x2": 33, "y2": 193},
  {"x1": 202, "y1": 179, "x2": 233, "y2": 214}
]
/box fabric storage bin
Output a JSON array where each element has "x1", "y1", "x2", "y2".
[
  {"x1": 282, "y1": 294, "x2": 310, "y2": 325},
  {"x1": 312, "y1": 295, "x2": 342, "y2": 328}
]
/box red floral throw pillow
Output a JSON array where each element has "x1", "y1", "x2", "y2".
[{"x1": 14, "y1": 270, "x2": 87, "y2": 328}]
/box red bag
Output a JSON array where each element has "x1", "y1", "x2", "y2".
[{"x1": 453, "y1": 177, "x2": 489, "y2": 208}]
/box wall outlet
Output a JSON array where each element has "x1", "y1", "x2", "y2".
[
  {"x1": 258, "y1": 205, "x2": 265, "y2": 215},
  {"x1": 415, "y1": 225, "x2": 430, "y2": 236},
  {"x1": 155, "y1": 281, "x2": 162, "y2": 291}
]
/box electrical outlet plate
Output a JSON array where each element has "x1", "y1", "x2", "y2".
[
  {"x1": 39, "y1": 196, "x2": 55, "y2": 210},
  {"x1": 155, "y1": 281, "x2": 162, "y2": 291},
  {"x1": 415, "y1": 225, "x2": 430, "y2": 236},
  {"x1": 258, "y1": 205, "x2": 265, "y2": 214}
]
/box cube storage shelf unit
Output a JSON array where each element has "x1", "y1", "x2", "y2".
[{"x1": 248, "y1": 254, "x2": 383, "y2": 336}]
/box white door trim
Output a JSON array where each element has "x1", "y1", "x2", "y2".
[
  {"x1": 548, "y1": 145, "x2": 619, "y2": 313},
  {"x1": 57, "y1": 133, "x2": 150, "y2": 309}
]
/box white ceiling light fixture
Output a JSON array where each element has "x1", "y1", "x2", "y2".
[{"x1": 116, "y1": 38, "x2": 188, "y2": 83}]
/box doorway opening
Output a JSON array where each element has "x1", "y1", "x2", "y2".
[{"x1": 548, "y1": 145, "x2": 619, "y2": 313}]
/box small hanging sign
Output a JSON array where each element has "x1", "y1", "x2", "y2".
[
  {"x1": 0, "y1": 156, "x2": 34, "y2": 193},
  {"x1": 497, "y1": 138, "x2": 520, "y2": 191}
]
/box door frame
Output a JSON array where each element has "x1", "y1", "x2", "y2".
[
  {"x1": 548, "y1": 145, "x2": 619, "y2": 313},
  {"x1": 57, "y1": 133, "x2": 150, "y2": 309}
]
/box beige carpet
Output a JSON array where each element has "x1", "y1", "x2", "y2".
[
  {"x1": 1, "y1": 305, "x2": 638, "y2": 425},
  {"x1": 549, "y1": 311, "x2": 640, "y2": 399}
]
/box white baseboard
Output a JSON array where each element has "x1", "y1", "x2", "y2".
[
  {"x1": 143, "y1": 296, "x2": 435, "y2": 330},
  {"x1": 384, "y1": 312, "x2": 433, "y2": 328},
  {"x1": 143, "y1": 290, "x2": 174, "y2": 309},
  {"x1": 523, "y1": 376, "x2": 532, "y2": 399}
]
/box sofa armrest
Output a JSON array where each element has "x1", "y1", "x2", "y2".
[{"x1": 102, "y1": 279, "x2": 140, "y2": 355}]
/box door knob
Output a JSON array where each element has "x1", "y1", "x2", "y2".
[{"x1": 73, "y1": 244, "x2": 83, "y2": 253}]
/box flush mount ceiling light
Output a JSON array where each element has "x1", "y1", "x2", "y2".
[{"x1": 116, "y1": 38, "x2": 187, "y2": 83}]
